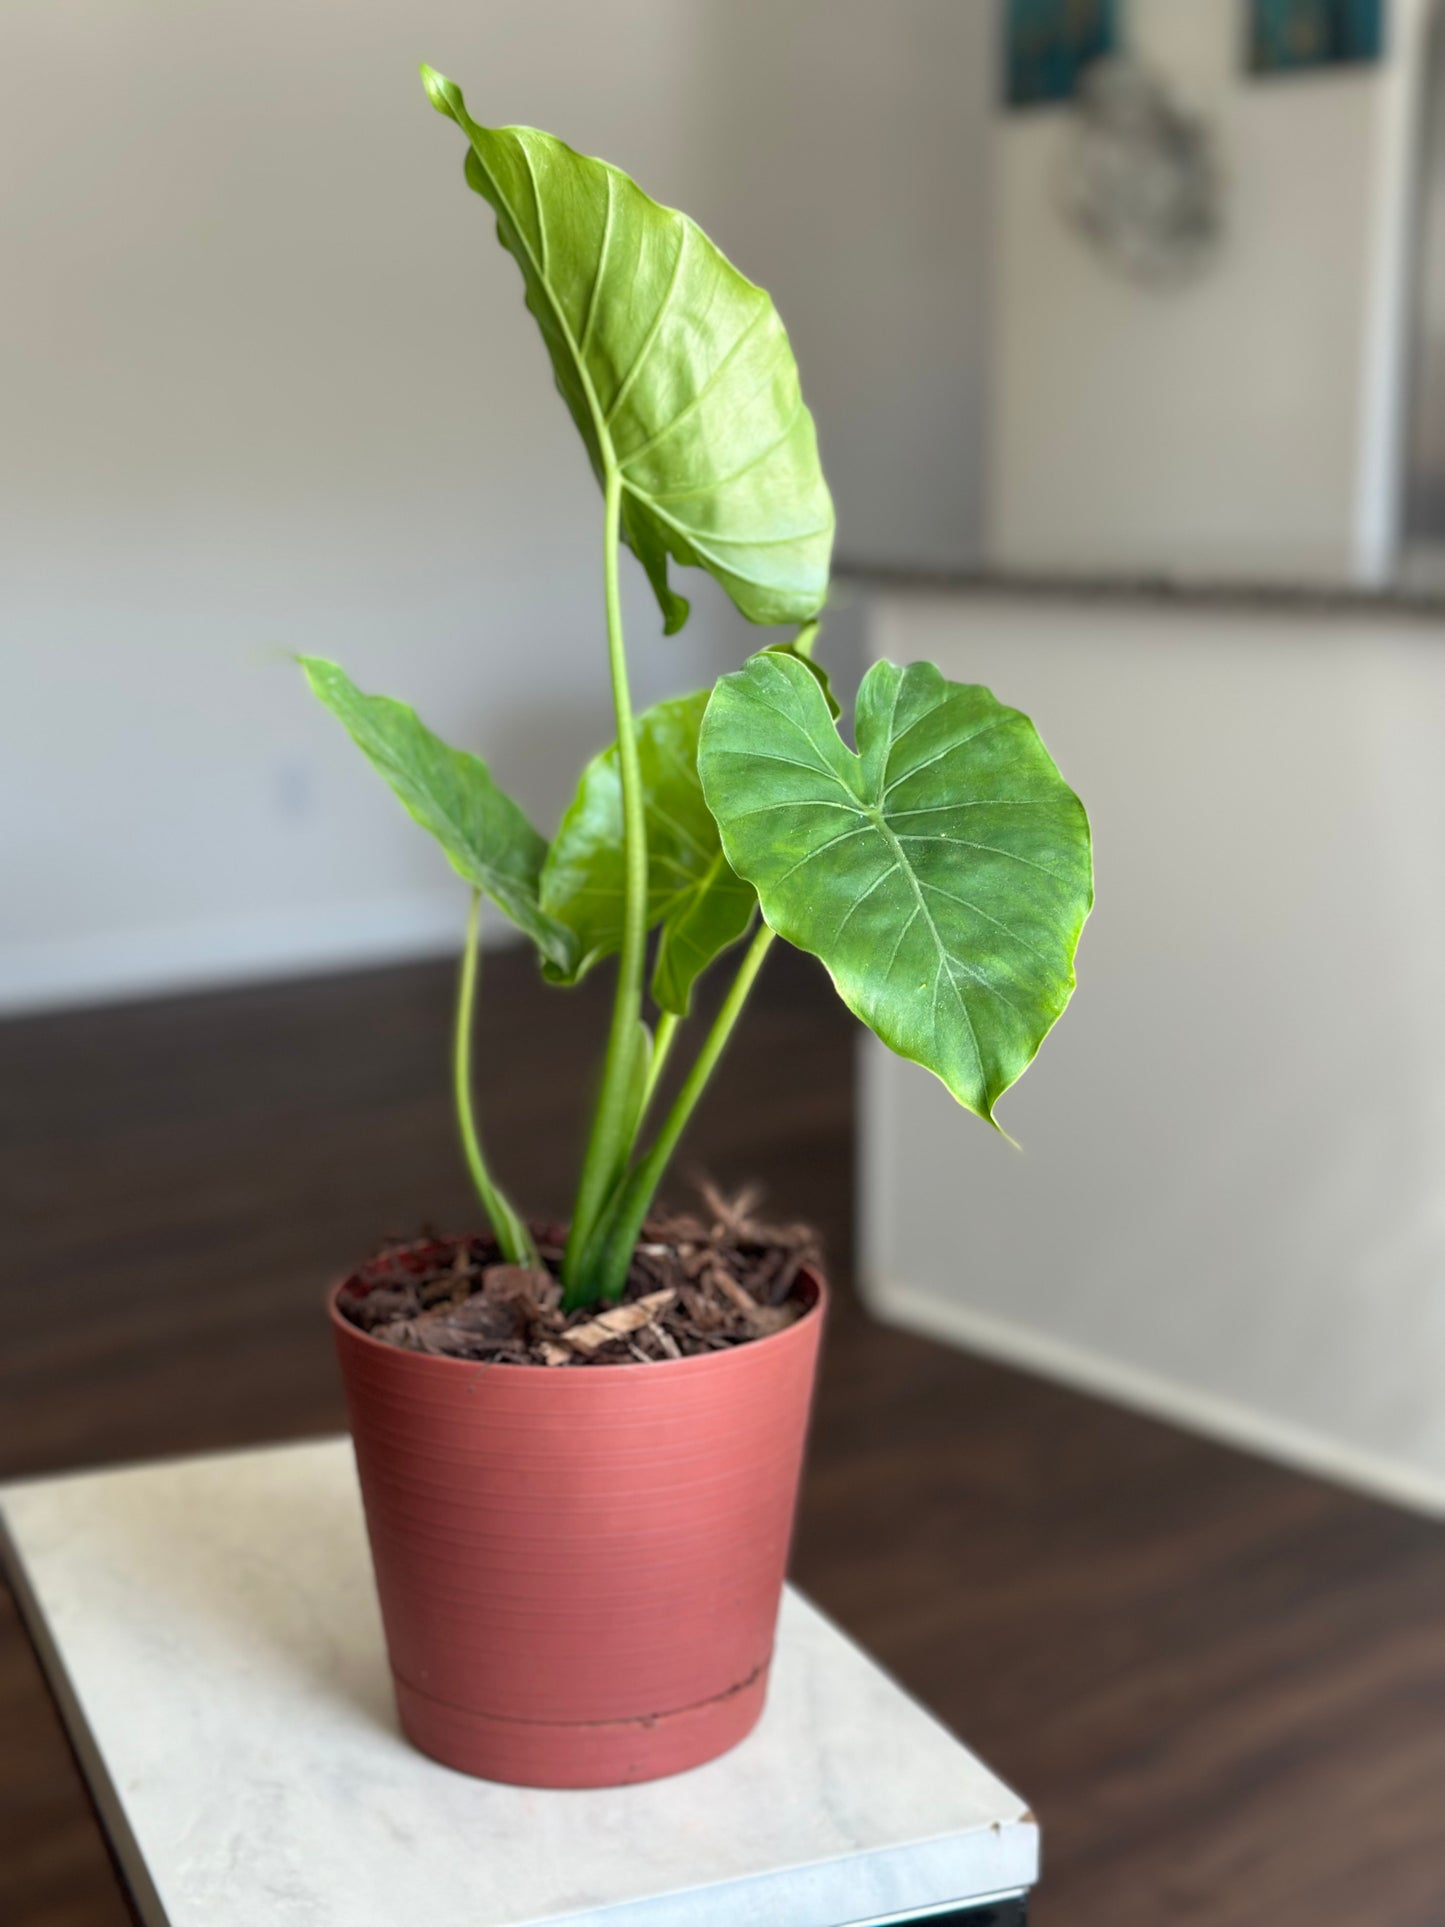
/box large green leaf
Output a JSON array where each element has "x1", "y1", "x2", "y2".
[
  {"x1": 421, "y1": 67, "x2": 834, "y2": 636},
  {"x1": 301, "y1": 657, "x2": 576, "y2": 974},
  {"x1": 541, "y1": 688, "x2": 756, "y2": 1015},
  {"x1": 698, "y1": 653, "x2": 1092, "y2": 1121}
]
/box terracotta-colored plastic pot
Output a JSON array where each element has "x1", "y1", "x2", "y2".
[{"x1": 329, "y1": 1252, "x2": 826, "y2": 1789}]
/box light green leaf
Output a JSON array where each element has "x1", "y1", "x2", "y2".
[
  {"x1": 541, "y1": 688, "x2": 756, "y2": 1015},
  {"x1": 698, "y1": 653, "x2": 1093, "y2": 1122},
  {"x1": 300, "y1": 657, "x2": 576, "y2": 975},
  {"x1": 421, "y1": 66, "x2": 834, "y2": 636}
]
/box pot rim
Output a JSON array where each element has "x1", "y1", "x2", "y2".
[{"x1": 326, "y1": 1239, "x2": 827, "y2": 1380}]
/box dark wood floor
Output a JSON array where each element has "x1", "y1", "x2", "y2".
[{"x1": 2, "y1": 944, "x2": 1442, "y2": 1926}]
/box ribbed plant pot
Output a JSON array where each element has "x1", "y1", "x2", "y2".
[{"x1": 329, "y1": 1252, "x2": 826, "y2": 1789}]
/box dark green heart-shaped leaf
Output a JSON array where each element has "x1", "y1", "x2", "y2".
[
  {"x1": 698, "y1": 653, "x2": 1092, "y2": 1121},
  {"x1": 422, "y1": 67, "x2": 834, "y2": 636},
  {"x1": 541, "y1": 688, "x2": 756, "y2": 1015},
  {"x1": 301, "y1": 657, "x2": 576, "y2": 974}
]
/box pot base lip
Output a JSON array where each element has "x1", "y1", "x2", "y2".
[
  {"x1": 326, "y1": 1246, "x2": 827, "y2": 1377},
  {"x1": 392, "y1": 1658, "x2": 771, "y2": 1788}
]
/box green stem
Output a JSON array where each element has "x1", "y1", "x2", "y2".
[
  {"x1": 562, "y1": 469, "x2": 650, "y2": 1294},
  {"x1": 588, "y1": 924, "x2": 776, "y2": 1298},
  {"x1": 639, "y1": 1011, "x2": 679, "y2": 1119},
  {"x1": 455, "y1": 890, "x2": 537, "y2": 1267}
]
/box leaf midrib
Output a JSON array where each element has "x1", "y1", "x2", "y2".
[
  {"x1": 464, "y1": 121, "x2": 619, "y2": 480},
  {"x1": 614, "y1": 303, "x2": 769, "y2": 471},
  {"x1": 471, "y1": 126, "x2": 776, "y2": 518},
  {"x1": 365, "y1": 726, "x2": 537, "y2": 899},
  {"x1": 333, "y1": 685, "x2": 568, "y2": 966},
  {"x1": 868, "y1": 804, "x2": 985, "y2": 1085}
]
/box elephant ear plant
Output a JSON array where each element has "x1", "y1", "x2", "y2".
[{"x1": 304, "y1": 67, "x2": 1094, "y2": 1316}]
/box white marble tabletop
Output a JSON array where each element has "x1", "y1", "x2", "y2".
[{"x1": 0, "y1": 1437, "x2": 1037, "y2": 1927}]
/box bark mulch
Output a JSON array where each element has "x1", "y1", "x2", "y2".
[{"x1": 335, "y1": 1186, "x2": 821, "y2": 1366}]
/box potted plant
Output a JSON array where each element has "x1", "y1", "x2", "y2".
[{"x1": 304, "y1": 66, "x2": 1093, "y2": 1790}]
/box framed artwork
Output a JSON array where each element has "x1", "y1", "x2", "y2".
[
  {"x1": 1247, "y1": 0, "x2": 1385, "y2": 74},
  {"x1": 1004, "y1": 0, "x2": 1118, "y2": 109}
]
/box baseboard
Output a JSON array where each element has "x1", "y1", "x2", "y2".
[
  {"x1": 864, "y1": 1273, "x2": 1445, "y2": 1521},
  {"x1": 0, "y1": 893, "x2": 522, "y2": 1018}
]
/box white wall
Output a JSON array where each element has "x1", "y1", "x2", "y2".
[
  {"x1": 1, "y1": 0, "x2": 989, "y2": 1013},
  {"x1": 987, "y1": 0, "x2": 1424, "y2": 583},
  {"x1": 861, "y1": 591, "x2": 1445, "y2": 1514},
  {"x1": 692, "y1": 2, "x2": 994, "y2": 572}
]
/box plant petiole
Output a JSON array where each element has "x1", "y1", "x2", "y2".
[
  {"x1": 586, "y1": 922, "x2": 776, "y2": 1299},
  {"x1": 561, "y1": 468, "x2": 651, "y2": 1296},
  {"x1": 454, "y1": 889, "x2": 538, "y2": 1268}
]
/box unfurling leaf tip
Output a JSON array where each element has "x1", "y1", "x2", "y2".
[{"x1": 420, "y1": 63, "x2": 464, "y2": 123}]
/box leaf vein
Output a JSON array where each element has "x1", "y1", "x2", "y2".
[
  {"x1": 745, "y1": 676, "x2": 861, "y2": 785},
  {"x1": 645, "y1": 400, "x2": 805, "y2": 502},
  {"x1": 832, "y1": 860, "x2": 899, "y2": 941},
  {"x1": 882, "y1": 716, "x2": 1014, "y2": 797},
  {"x1": 615, "y1": 304, "x2": 770, "y2": 466},
  {"x1": 577, "y1": 169, "x2": 614, "y2": 362},
  {"x1": 944, "y1": 951, "x2": 1028, "y2": 1021},
  {"x1": 895, "y1": 835, "x2": 1073, "y2": 885},
  {"x1": 886, "y1": 798, "x2": 1050, "y2": 819},
  {"x1": 604, "y1": 219, "x2": 690, "y2": 428},
  {"x1": 769, "y1": 821, "x2": 873, "y2": 889},
  {"x1": 876, "y1": 816, "x2": 983, "y2": 1085},
  {"x1": 651, "y1": 519, "x2": 835, "y2": 551},
  {"x1": 710, "y1": 744, "x2": 848, "y2": 785},
  {"x1": 728, "y1": 797, "x2": 859, "y2": 820},
  {"x1": 637, "y1": 494, "x2": 823, "y2": 592},
  {"x1": 517, "y1": 137, "x2": 548, "y2": 279},
  {"x1": 918, "y1": 878, "x2": 1055, "y2": 970},
  {"x1": 882, "y1": 901, "x2": 921, "y2": 978}
]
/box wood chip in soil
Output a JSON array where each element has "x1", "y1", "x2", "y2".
[{"x1": 336, "y1": 1184, "x2": 820, "y2": 1367}]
